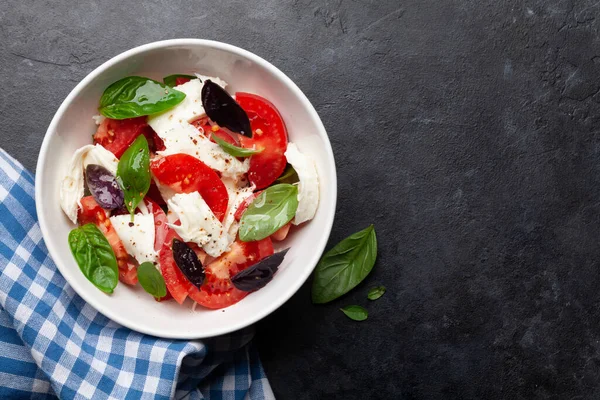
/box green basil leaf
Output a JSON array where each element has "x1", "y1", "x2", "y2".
[
  {"x1": 212, "y1": 133, "x2": 263, "y2": 157},
  {"x1": 275, "y1": 164, "x2": 299, "y2": 184},
  {"x1": 137, "y1": 262, "x2": 167, "y2": 298},
  {"x1": 117, "y1": 135, "x2": 151, "y2": 216},
  {"x1": 311, "y1": 225, "x2": 377, "y2": 304},
  {"x1": 99, "y1": 76, "x2": 186, "y2": 119},
  {"x1": 340, "y1": 305, "x2": 368, "y2": 321},
  {"x1": 68, "y1": 224, "x2": 118, "y2": 294},
  {"x1": 163, "y1": 74, "x2": 197, "y2": 87},
  {"x1": 367, "y1": 285, "x2": 386, "y2": 301},
  {"x1": 239, "y1": 184, "x2": 298, "y2": 242}
]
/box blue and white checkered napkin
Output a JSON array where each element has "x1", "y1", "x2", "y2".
[{"x1": 0, "y1": 149, "x2": 274, "y2": 399}]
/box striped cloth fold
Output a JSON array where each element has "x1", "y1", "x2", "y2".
[{"x1": 0, "y1": 149, "x2": 273, "y2": 400}]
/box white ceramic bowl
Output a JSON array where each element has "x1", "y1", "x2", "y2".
[{"x1": 35, "y1": 39, "x2": 337, "y2": 339}]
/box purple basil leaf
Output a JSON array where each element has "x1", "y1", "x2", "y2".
[
  {"x1": 172, "y1": 239, "x2": 205, "y2": 288},
  {"x1": 201, "y1": 80, "x2": 252, "y2": 137},
  {"x1": 85, "y1": 164, "x2": 124, "y2": 210},
  {"x1": 231, "y1": 248, "x2": 290, "y2": 292}
]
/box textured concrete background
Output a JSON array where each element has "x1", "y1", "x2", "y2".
[{"x1": 2, "y1": 0, "x2": 600, "y2": 398}]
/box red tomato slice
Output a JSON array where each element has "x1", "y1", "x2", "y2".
[
  {"x1": 144, "y1": 199, "x2": 169, "y2": 252},
  {"x1": 175, "y1": 77, "x2": 192, "y2": 86},
  {"x1": 188, "y1": 238, "x2": 274, "y2": 309},
  {"x1": 119, "y1": 261, "x2": 139, "y2": 285},
  {"x1": 150, "y1": 154, "x2": 229, "y2": 221},
  {"x1": 237, "y1": 93, "x2": 288, "y2": 189},
  {"x1": 190, "y1": 117, "x2": 238, "y2": 145},
  {"x1": 158, "y1": 227, "x2": 209, "y2": 304},
  {"x1": 94, "y1": 117, "x2": 160, "y2": 158},
  {"x1": 78, "y1": 196, "x2": 138, "y2": 285},
  {"x1": 159, "y1": 229, "x2": 193, "y2": 304},
  {"x1": 233, "y1": 191, "x2": 261, "y2": 221},
  {"x1": 271, "y1": 222, "x2": 291, "y2": 241}
]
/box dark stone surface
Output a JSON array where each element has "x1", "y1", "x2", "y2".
[{"x1": 3, "y1": 0, "x2": 600, "y2": 398}]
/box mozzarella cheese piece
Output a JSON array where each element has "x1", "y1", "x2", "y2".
[
  {"x1": 156, "y1": 122, "x2": 249, "y2": 178},
  {"x1": 59, "y1": 144, "x2": 119, "y2": 223},
  {"x1": 83, "y1": 144, "x2": 118, "y2": 175},
  {"x1": 167, "y1": 192, "x2": 229, "y2": 257},
  {"x1": 60, "y1": 147, "x2": 88, "y2": 223},
  {"x1": 153, "y1": 121, "x2": 199, "y2": 154},
  {"x1": 194, "y1": 73, "x2": 228, "y2": 89},
  {"x1": 109, "y1": 213, "x2": 157, "y2": 264},
  {"x1": 148, "y1": 77, "x2": 227, "y2": 136},
  {"x1": 221, "y1": 177, "x2": 256, "y2": 244},
  {"x1": 284, "y1": 143, "x2": 320, "y2": 225}
]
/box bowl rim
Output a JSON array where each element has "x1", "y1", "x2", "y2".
[{"x1": 35, "y1": 38, "x2": 337, "y2": 339}]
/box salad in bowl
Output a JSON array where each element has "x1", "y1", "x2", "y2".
[{"x1": 60, "y1": 73, "x2": 319, "y2": 310}]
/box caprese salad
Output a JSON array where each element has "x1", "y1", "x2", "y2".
[{"x1": 60, "y1": 73, "x2": 319, "y2": 309}]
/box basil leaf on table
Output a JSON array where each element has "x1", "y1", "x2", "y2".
[
  {"x1": 99, "y1": 76, "x2": 186, "y2": 119},
  {"x1": 68, "y1": 223, "x2": 118, "y2": 294},
  {"x1": 212, "y1": 133, "x2": 263, "y2": 157},
  {"x1": 311, "y1": 225, "x2": 377, "y2": 304},
  {"x1": 137, "y1": 262, "x2": 167, "y2": 298},
  {"x1": 275, "y1": 164, "x2": 299, "y2": 185},
  {"x1": 340, "y1": 305, "x2": 368, "y2": 321},
  {"x1": 116, "y1": 135, "x2": 151, "y2": 216},
  {"x1": 239, "y1": 184, "x2": 298, "y2": 242},
  {"x1": 367, "y1": 286, "x2": 386, "y2": 301},
  {"x1": 163, "y1": 74, "x2": 196, "y2": 87}
]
